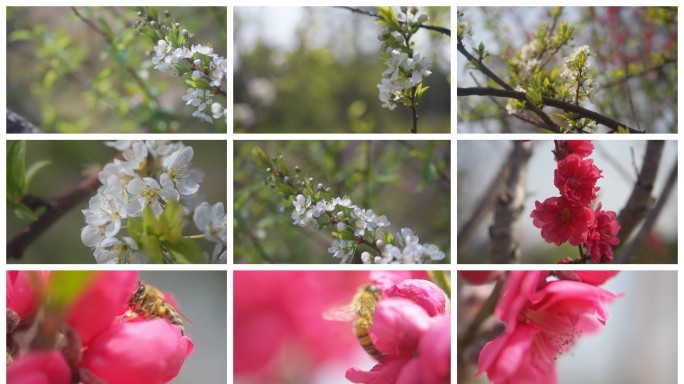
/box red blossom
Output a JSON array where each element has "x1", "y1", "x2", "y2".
[
  {"x1": 530, "y1": 196, "x2": 595, "y2": 246},
  {"x1": 583, "y1": 204, "x2": 621, "y2": 263},
  {"x1": 476, "y1": 271, "x2": 618, "y2": 383},
  {"x1": 556, "y1": 140, "x2": 594, "y2": 159},
  {"x1": 554, "y1": 154, "x2": 602, "y2": 205}
]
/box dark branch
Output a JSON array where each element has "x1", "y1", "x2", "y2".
[
  {"x1": 7, "y1": 172, "x2": 101, "y2": 259},
  {"x1": 7, "y1": 109, "x2": 41, "y2": 134},
  {"x1": 457, "y1": 39, "x2": 560, "y2": 132},
  {"x1": 457, "y1": 86, "x2": 644, "y2": 133},
  {"x1": 336, "y1": 6, "x2": 451, "y2": 36}
]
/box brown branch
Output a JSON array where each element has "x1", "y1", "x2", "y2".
[
  {"x1": 489, "y1": 141, "x2": 533, "y2": 263},
  {"x1": 457, "y1": 39, "x2": 561, "y2": 132},
  {"x1": 457, "y1": 86, "x2": 644, "y2": 133},
  {"x1": 616, "y1": 141, "x2": 665, "y2": 246},
  {"x1": 7, "y1": 109, "x2": 41, "y2": 134},
  {"x1": 336, "y1": 6, "x2": 451, "y2": 36},
  {"x1": 7, "y1": 172, "x2": 101, "y2": 259},
  {"x1": 457, "y1": 155, "x2": 508, "y2": 253},
  {"x1": 615, "y1": 161, "x2": 677, "y2": 263}
]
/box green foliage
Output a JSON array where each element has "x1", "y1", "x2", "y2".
[
  {"x1": 7, "y1": 7, "x2": 227, "y2": 133},
  {"x1": 7, "y1": 141, "x2": 51, "y2": 221}
]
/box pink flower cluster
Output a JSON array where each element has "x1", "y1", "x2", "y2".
[
  {"x1": 475, "y1": 271, "x2": 619, "y2": 384},
  {"x1": 346, "y1": 271, "x2": 450, "y2": 384},
  {"x1": 530, "y1": 140, "x2": 621, "y2": 262},
  {"x1": 6, "y1": 271, "x2": 193, "y2": 384}
]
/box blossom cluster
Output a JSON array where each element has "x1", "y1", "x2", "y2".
[
  {"x1": 376, "y1": 7, "x2": 432, "y2": 111},
  {"x1": 150, "y1": 39, "x2": 227, "y2": 122},
  {"x1": 291, "y1": 194, "x2": 445, "y2": 264},
  {"x1": 346, "y1": 271, "x2": 450, "y2": 384},
  {"x1": 530, "y1": 140, "x2": 620, "y2": 263},
  {"x1": 7, "y1": 271, "x2": 193, "y2": 384},
  {"x1": 473, "y1": 270, "x2": 618, "y2": 383},
  {"x1": 560, "y1": 44, "x2": 594, "y2": 106},
  {"x1": 81, "y1": 141, "x2": 227, "y2": 263}
]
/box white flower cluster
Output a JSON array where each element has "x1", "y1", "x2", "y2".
[
  {"x1": 81, "y1": 141, "x2": 226, "y2": 263},
  {"x1": 377, "y1": 49, "x2": 432, "y2": 110},
  {"x1": 361, "y1": 228, "x2": 445, "y2": 264},
  {"x1": 510, "y1": 40, "x2": 542, "y2": 74},
  {"x1": 560, "y1": 45, "x2": 594, "y2": 105},
  {"x1": 291, "y1": 194, "x2": 444, "y2": 264},
  {"x1": 150, "y1": 39, "x2": 227, "y2": 123}
]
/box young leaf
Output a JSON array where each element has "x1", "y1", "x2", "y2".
[{"x1": 7, "y1": 141, "x2": 26, "y2": 202}]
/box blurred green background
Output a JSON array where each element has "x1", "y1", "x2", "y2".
[
  {"x1": 7, "y1": 7, "x2": 227, "y2": 133},
  {"x1": 233, "y1": 6, "x2": 451, "y2": 133},
  {"x1": 234, "y1": 140, "x2": 451, "y2": 263},
  {"x1": 7, "y1": 141, "x2": 227, "y2": 264}
]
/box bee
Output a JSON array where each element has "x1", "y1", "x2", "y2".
[
  {"x1": 324, "y1": 284, "x2": 384, "y2": 360},
  {"x1": 128, "y1": 280, "x2": 190, "y2": 335}
]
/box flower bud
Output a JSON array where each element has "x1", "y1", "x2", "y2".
[
  {"x1": 410, "y1": 6, "x2": 419, "y2": 14},
  {"x1": 150, "y1": 21, "x2": 156, "y2": 27},
  {"x1": 317, "y1": 183, "x2": 324, "y2": 190},
  {"x1": 417, "y1": 13, "x2": 429, "y2": 24},
  {"x1": 400, "y1": 6, "x2": 408, "y2": 13},
  {"x1": 376, "y1": 239, "x2": 384, "y2": 248},
  {"x1": 391, "y1": 31, "x2": 404, "y2": 43}
]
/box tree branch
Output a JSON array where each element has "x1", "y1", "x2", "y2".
[
  {"x1": 615, "y1": 161, "x2": 677, "y2": 263},
  {"x1": 457, "y1": 86, "x2": 644, "y2": 133},
  {"x1": 7, "y1": 109, "x2": 41, "y2": 134},
  {"x1": 616, "y1": 141, "x2": 665, "y2": 245},
  {"x1": 7, "y1": 172, "x2": 101, "y2": 259},
  {"x1": 489, "y1": 141, "x2": 532, "y2": 263},
  {"x1": 457, "y1": 39, "x2": 561, "y2": 132},
  {"x1": 336, "y1": 6, "x2": 451, "y2": 36}
]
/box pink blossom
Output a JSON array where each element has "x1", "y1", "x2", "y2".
[
  {"x1": 66, "y1": 271, "x2": 138, "y2": 346},
  {"x1": 80, "y1": 320, "x2": 194, "y2": 384},
  {"x1": 7, "y1": 271, "x2": 50, "y2": 319},
  {"x1": 6, "y1": 350, "x2": 71, "y2": 384},
  {"x1": 568, "y1": 271, "x2": 619, "y2": 285},
  {"x1": 584, "y1": 204, "x2": 621, "y2": 263},
  {"x1": 554, "y1": 154, "x2": 602, "y2": 205},
  {"x1": 476, "y1": 271, "x2": 618, "y2": 383},
  {"x1": 396, "y1": 315, "x2": 451, "y2": 384},
  {"x1": 556, "y1": 140, "x2": 594, "y2": 159},
  {"x1": 346, "y1": 278, "x2": 450, "y2": 384},
  {"x1": 530, "y1": 196, "x2": 595, "y2": 246},
  {"x1": 369, "y1": 271, "x2": 429, "y2": 290}
]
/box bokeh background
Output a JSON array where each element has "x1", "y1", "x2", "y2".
[
  {"x1": 7, "y1": 6, "x2": 227, "y2": 133},
  {"x1": 457, "y1": 140, "x2": 677, "y2": 263},
  {"x1": 139, "y1": 271, "x2": 227, "y2": 383},
  {"x1": 7, "y1": 140, "x2": 227, "y2": 264},
  {"x1": 234, "y1": 140, "x2": 450, "y2": 263},
  {"x1": 233, "y1": 6, "x2": 450, "y2": 133},
  {"x1": 457, "y1": 7, "x2": 677, "y2": 133},
  {"x1": 457, "y1": 271, "x2": 677, "y2": 384}
]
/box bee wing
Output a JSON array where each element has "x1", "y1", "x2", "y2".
[
  {"x1": 322, "y1": 304, "x2": 357, "y2": 322},
  {"x1": 172, "y1": 305, "x2": 193, "y2": 325}
]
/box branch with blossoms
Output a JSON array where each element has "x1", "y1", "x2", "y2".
[
  {"x1": 7, "y1": 271, "x2": 193, "y2": 383},
  {"x1": 80, "y1": 141, "x2": 227, "y2": 264},
  {"x1": 252, "y1": 147, "x2": 447, "y2": 264},
  {"x1": 457, "y1": 8, "x2": 651, "y2": 133},
  {"x1": 458, "y1": 271, "x2": 619, "y2": 383},
  {"x1": 341, "y1": 6, "x2": 450, "y2": 133},
  {"x1": 135, "y1": 7, "x2": 227, "y2": 123}
]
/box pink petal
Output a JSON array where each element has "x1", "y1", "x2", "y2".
[
  {"x1": 370, "y1": 298, "x2": 431, "y2": 356},
  {"x1": 382, "y1": 279, "x2": 446, "y2": 316},
  {"x1": 7, "y1": 351, "x2": 71, "y2": 384},
  {"x1": 81, "y1": 320, "x2": 193, "y2": 384},
  {"x1": 346, "y1": 356, "x2": 411, "y2": 384},
  {"x1": 495, "y1": 271, "x2": 548, "y2": 329},
  {"x1": 571, "y1": 271, "x2": 619, "y2": 285},
  {"x1": 415, "y1": 316, "x2": 451, "y2": 384},
  {"x1": 7, "y1": 271, "x2": 50, "y2": 319},
  {"x1": 67, "y1": 271, "x2": 138, "y2": 346}
]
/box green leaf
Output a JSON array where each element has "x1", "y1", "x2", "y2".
[
  {"x1": 9, "y1": 29, "x2": 32, "y2": 42},
  {"x1": 98, "y1": 17, "x2": 113, "y2": 41},
  {"x1": 12, "y1": 202, "x2": 38, "y2": 221},
  {"x1": 7, "y1": 141, "x2": 26, "y2": 201},
  {"x1": 165, "y1": 238, "x2": 205, "y2": 263},
  {"x1": 338, "y1": 230, "x2": 357, "y2": 241},
  {"x1": 46, "y1": 271, "x2": 96, "y2": 311},
  {"x1": 127, "y1": 218, "x2": 143, "y2": 244},
  {"x1": 24, "y1": 160, "x2": 51, "y2": 194},
  {"x1": 617, "y1": 126, "x2": 631, "y2": 134}
]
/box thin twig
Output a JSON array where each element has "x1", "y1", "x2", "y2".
[
  {"x1": 457, "y1": 86, "x2": 643, "y2": 133},
  {"x1": 336, "y1": 6, "x2": 451, "y2": 36},
  {"x1": 615, "y1": 162, "x2": 677, "y2": 263},
  {"x1": 71, "y1": 7, "x2": 160, "y2": 108}
]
